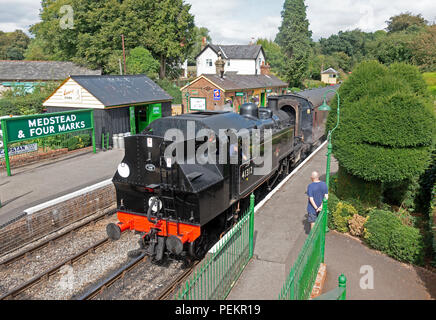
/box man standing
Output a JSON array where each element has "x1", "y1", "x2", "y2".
[{"x1": 307, "y1": 171, "x2": 328, "y2": 230}]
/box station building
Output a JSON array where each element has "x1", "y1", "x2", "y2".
[
  {"x1": 321, "y1": 68, "x2": 339, "y2": 85},
  {"x1": 43, "y1": 75, "x2": 173, "y2": 148},
  {"x1": 0, "y1": 60, "x2": 101, "y2": 95},
  {"x1": 180, "y1": 63, "x2": 287, "y2": 113}
]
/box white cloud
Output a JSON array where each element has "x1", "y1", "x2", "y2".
[
  {"x1": 0, "y1": 0, "x2": 40, "y2": 33},
  {"x1": 0, "y1": 0, "x2": 435, "y2": 42}
]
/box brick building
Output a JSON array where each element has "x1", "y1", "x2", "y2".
[{"x1": 181, "y1": 63, "x2": 287, "y2": 113}]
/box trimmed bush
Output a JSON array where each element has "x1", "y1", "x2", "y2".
[
  {"x1": 364, "y1": 209, "x2": 425, "y2": 264},
  {"x1": 64, "y1": 134, "x2": 91, "y2": 151},
  {"x1": 332, "y1": 201, "x2": 357, "y2": 233},
  {"x1": 364, "y1": 210, "x2": 402, "y2": 252},
  {"x1": 336, "y1": 165, "x2": 382, "y2": 206},
  {"x1": 327, "y1": 192, "x2": 339, "y2": 230},
  {"x1": 390, "y1": 225, "x2": 425, "y2": 265},
  {"x1": 327, "y1": 61, "x2": 434, "y2": 184}
]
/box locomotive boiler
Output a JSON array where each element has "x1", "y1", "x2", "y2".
[{"x1": 106, "y1": 87, "x2": 335, "y2": 261}]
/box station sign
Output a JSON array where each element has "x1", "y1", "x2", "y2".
[
  {"x1": 236, "y1": 92, "x2": 244, "y2": 97},
  {"x1": 3, "y1": 109, "x2": 93, "y2": 143},
  {"x1": 0, "y1": 143, "x2": 38, "y2": 159}
]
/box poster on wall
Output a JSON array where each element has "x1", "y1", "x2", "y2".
[
  {"x1": 62, "y1": 87, "x2": 82, "y2": 103},
  {"x1": 190, "y1": 97, "x2": 206, "y2": 111},
  {"x1": 213, "y1": 89, "x2": 221, "y2": 101}
]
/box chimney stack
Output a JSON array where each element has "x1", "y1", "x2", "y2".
[
  {"x1": 260, "y1": 61, "x2": 271, "y2": 76},
  {"x1": 215, "y1": 52, "x2": 225, "y2": 78},
  {"x1": 201, "y1": 37, "x2": 207, "y2": 50}
]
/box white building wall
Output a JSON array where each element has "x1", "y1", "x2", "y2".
[
  {"x1": 43, "y1": 78, "x2": 105, "y2": 109},
  {"x1": 196, "y1": 47, "x2": 218, "y2": 76},
  {"x1": 225, "y1": 59, "x2": 256, "y2": 75},
  {"x1": 255, "y1": 51, "x2": 266, "y2": 75},
  {"x1": 197, "y1": 47, "x2": 266, "y2": 76}
]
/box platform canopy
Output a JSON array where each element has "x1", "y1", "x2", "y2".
[{"x1": 43, "y1": 75, "x2": 173, "y2": 109}]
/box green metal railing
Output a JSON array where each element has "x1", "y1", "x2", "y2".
[
  {"x1": 279, "y1": 198, "x2": 328, "y2": 300},
  {"x1": 313, "y1": 274, "x2": 347, "y2": 300},
  {"x1": 1, "y1": 129, "x2": 93, "y2": 172},
  {"x1": 175, "y1": 194, "x2": 255, "y2": 300}
]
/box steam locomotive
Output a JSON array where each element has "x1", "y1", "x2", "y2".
[{"x1": 106, "y1": 87, "x2": 335, "y2": 261}]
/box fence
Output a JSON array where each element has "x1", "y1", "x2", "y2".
[
  {"x1": 0, "y1": 129, "x2": 93, "y2": 173},
  {"x1": 279, "y1": 198, "x2": 328, "y2": 300},
  {"x1": 175, "y1": 194, "x2": 255, "y2": 300}
]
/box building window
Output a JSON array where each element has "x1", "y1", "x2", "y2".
[
  {"x1": 227, "y1": 61, "x2": 230, "y2": 67},
  {"x1": 206, "y1": 59, "x2": 212, "y2": 67}
]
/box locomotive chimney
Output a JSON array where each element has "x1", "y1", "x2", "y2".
[{"x1": 215, "y1": 52, "x2": 225, "y2": 78}]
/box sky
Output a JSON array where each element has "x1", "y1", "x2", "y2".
[{"x1": 0, "y1": 0, "x2": 435, "y2": 43}]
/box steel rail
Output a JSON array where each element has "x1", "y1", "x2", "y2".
[
  {"x1": 76, "y1": 253, "x2": 148, "y2": 300},
  {"x1": 156, "y1": 261, "x2": 199, "y2": 300}
]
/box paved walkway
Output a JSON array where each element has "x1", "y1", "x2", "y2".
[
  {"x1": 324, "y1": 231, "x2": 436, "y2": 300},
  {"x1": 0, "y1": 149, "x2": 124, "y2": 225},
  {"x1": 228, "y1": 144, "x2": 335, "y2": 300},
  {"x1": 227, "y1": 144, "x2": 436, "y2": 300}
]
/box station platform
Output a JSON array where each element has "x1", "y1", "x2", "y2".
[
  {"x1": 0, "y1": 149, "x2": 124, "y2": 226},
  {"x1": 227, "y1": 143, "x2": 337, "y2": 300}
]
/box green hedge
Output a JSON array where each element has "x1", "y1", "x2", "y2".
[
  {"x1": 336, "y1": 165, "x2": 382, "y2": 206},
  {"x1": 364, "y1": 209, "x2": 425, "y2": 265},
  {"x1": 326, "y1": 61, "x2": 434, "y2": 183}
]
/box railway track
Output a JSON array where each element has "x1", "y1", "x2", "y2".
[
  {"x1": 0, "y1": 237, "x2": 110, "y2": 300},
  {"x1": 77, "y1": 252, "x2": 148, "y2": 300},
  {"x1": 0, "y1": 209, "x2": 116, "y2": 267},
  {"x1": 156, "y1": 261, "x2": 199, "y2": 300}
]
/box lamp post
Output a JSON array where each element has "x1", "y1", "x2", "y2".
[
  {"x1": 318, "y1": 89, "x2": 340, "y2": 190},
  {"x1": 185, "y1": 91, "x2": 190, "y2": 113},
  {"x1": 319, "y1": 89, "x2": 340, "y2": 233}
]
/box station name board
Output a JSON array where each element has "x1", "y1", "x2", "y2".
[{"x1": 3, "y1": 110, "x2": 93, "y2": 143}]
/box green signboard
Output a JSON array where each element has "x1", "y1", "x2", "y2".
[
  {"x1": 236, "y1": 92, "x2": 244, "y2": 97},
  {"x1": 1, "y1": 109, "x2": 96, "y2": 176},
  {"x1": 5, "y1": 109, "x2": 93, "y2": 143}
]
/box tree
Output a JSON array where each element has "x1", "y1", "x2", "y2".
[
  {"x1": 30, "y1": 0, "x2": 195, "y2": 77},
  {"x1": 319, "y1": 29, "x2": 369, "y2": 58},
  {"x1": 326, "y1": 61, "x2": 434, "y2": 203},
  {"x1": 145, "y1": 0, "x2": 195, "y2": 79},
  {"x1": 24, "y1": 38, "x2": 54, "y2": 60},
  {"x1": 276, "y1": 0, "x2": 312, "y2": 87},
  {"x1": 0, "y1": 29, "x2": 30, "y2": 60},
  {"x1": 126, "y1": 47, "x2": 160, "y2": 78},
  {"x1": 256, "y1": 38, "x2": 286, "y2": 79},
  {"x1": 410, "y1": 25, "x2": 436, "y2": 72},
  {"x1": 187, "y1": 27, "x2": 211, "y2": 65},
  {"x1": 386, "y1": 12, "x2": 428, "y2": 33},
  {"x1": 366, "y1": 31, "x2": 414, "y2": 65}
]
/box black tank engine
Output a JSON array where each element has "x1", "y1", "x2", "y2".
[{"x1": 107, "y1": 89, "x2": 333, "y2": 261}]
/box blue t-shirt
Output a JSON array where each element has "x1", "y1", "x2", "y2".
[{"x1": 307, "y1": 181, "x2": 328, "y2": 214}]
